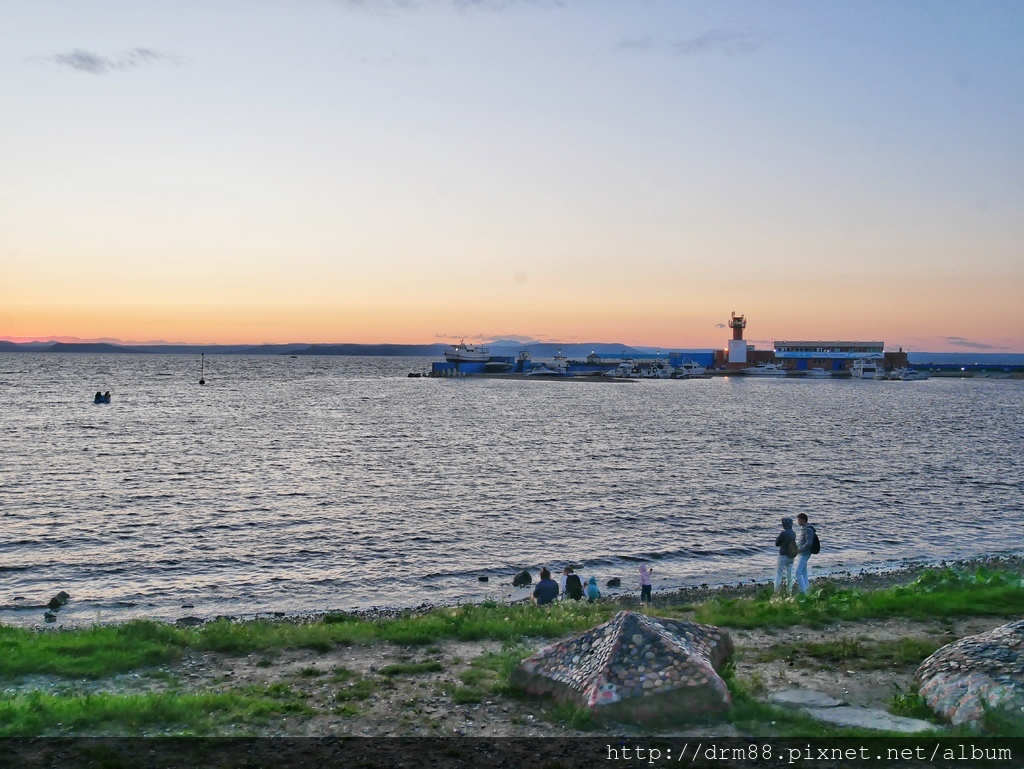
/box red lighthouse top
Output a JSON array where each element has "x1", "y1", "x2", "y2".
[{"x1": 729, "y1": 311, "x2": 746, "y2": 341}]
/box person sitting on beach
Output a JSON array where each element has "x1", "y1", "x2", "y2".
[
  {"x1": 563, "y1": 568, "x2": 584, "y2": 601},
  {"x1": 774, "y1": 517, "x2": 797, "y2": 595},
  {"x1": 532, "y1": 568, "x2": 559, "y2": 606},
  {"x1": 559, "y1": 566, "x2": 571, "y2": 598},
  {"x1": 795, "y1": 513, "x2": 816, "y2": 594},
  {"x1": 586, "y1": 575, "x2": 601, "y2": 602},
  {"x1": 638, "y1": 564, "x2": 653, "y2": 604}
]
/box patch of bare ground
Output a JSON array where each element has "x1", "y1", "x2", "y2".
[
  {"x1": 165, "y1": 640, "x2": 591, "y2": 736},
  {"x1": 730, "y1": 616, "x2": 1002, "y2": 711}
]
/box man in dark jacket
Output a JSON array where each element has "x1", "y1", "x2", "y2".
[{"x1": 774, "y1": 517, "x2": 796, "y2": 594}]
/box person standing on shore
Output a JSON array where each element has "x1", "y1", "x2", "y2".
[
  {"x1": 774, "y1": 517, "x2": 797, "y2": 594},
  {"x1": 795, "y1": 513, "x2": 816, "y2": 594},
  {"x1": 532, "y1": 568, "x2": 559, "y2": 606},
  {"x1": 638, "y1": 564, "x2": 653, "y2": 604}
]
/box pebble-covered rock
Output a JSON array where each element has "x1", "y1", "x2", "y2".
[
  {"x1": 915, "y1": 618, "x2": 1024, "y2": 728},
  {"x1": 510, "y1": 610, "x2": 734, "y2": 724}
]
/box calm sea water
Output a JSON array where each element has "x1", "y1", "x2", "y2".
[{"x1": 1, "y1": 353, "x2": 1022, "y2": 626}]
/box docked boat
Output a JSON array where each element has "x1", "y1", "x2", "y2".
[
  {"x1": 741, "y1": 363, "x2": 788, "y2": 377},
  {"x1": 672, "y1": 360, "x2": 707, "y2": 379},
  {"x1": 805, "y1": 367, "x2": 831, "y2": 378},
  {"x1": 526, "y1": 363, "x2": 570, "y2": 377},
  {"x1": 641, "y1": 361, "x2": 674, "y2": 378},
  {"x1": 888, "y1": 367, "x2": 929, "y2": 381},
  {"x1": 604, "y1": 360, "x2": 637, "y2": 378},
  {"x1": 850, "y1": 358, "x2": 880, "y2": 379},
  {"x1": 445, "y1": 340, "x2": 490, "y2": 363}
]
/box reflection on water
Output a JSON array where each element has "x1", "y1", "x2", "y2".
[{"x1": 0, "y1": 353, "x2": 1021, "y2": 625}]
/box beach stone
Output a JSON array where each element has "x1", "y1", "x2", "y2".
[
  {"x1": 43, "y1": 611, "x2": 58, "y2": 623},
  {"x1": 478, "y1": 576, "x2": 489, "y2": 582},
  {"x1": 606, "y1": 578, "x2": 621, "y2": 588},
  {"x1": 510, "y1": 610, "x2": 734, "y2": 724},
  {"x1": 802, "y1": 706, "x2": 935, "y2": 734},
  {"x1": 176, "y1": 616, "x2": 205, "y2": 627},
  {"x1": 512, "y1": 570, "x2": 532, "y2": 587},
  {"x1": 770, "y1": 689, "x2": 845, "y2": 708},
  {"x1": 915, "y1": 618, "x2": 1024, "y2": 727},
  {"x1": 47, "y1": 591, "x2": 70, "y2": 610}
]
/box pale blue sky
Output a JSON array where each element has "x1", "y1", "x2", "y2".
[{"x1": 2, "y1": 1, "x2": 1022, "y2": 348}]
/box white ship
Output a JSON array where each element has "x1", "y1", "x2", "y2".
[
  {"x1": 444, "y1": 340, "x2": 490, "y2": 363},
  {"x1": 672, "y1": 360, "x2": 708, "y2": 379},
  {"x1": 850, "y1": 358, "x2": 880, "y2": 379},
  {"x1": 741, "y1": 363, "x2": 788, "y2": 377}
]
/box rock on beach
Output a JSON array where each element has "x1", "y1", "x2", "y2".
[
  {"x1": 916, "y1": 617, "x2": 1024, "y2": 728},
  {"x1": 511, "y1": 610, "x2": 733, "y2": 724}
]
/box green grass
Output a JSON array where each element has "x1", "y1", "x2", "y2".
[
  {"x1": 378, "y1": 661, "x2": 443, "y2": 677},
  {"x1": 0, "y1": 621, "x2": 188, "y2": 678},
  {"x1": 449, "y1": 686, "x2": 484, "y2": 704},
  {"x1": 695, "y1": 568, "x2": 1024, "y2": 629},
  {"x1": 750, "y1": 637, "x2": 943, "y2": 669},
  {"x1": 0, "y1": 601, "x2": 612, "y2": 682},
  {"x1": 333, "y1": 675, "x2": 378, "y2": 702},
  {"x1": 0, "y1": 685, "x2": 311, "y2": 737}
]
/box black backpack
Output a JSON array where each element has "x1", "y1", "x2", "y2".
[
  {"x1": 565, "y1": 574, "x2": 584, "y2": 600},
  {"x1": 810, "y1": 527, "x2": 821, "y2": 555}
]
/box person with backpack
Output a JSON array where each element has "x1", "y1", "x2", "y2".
[
  {"x1": 774, "y1": 517, "x2": 797, "y2": 595},
  {"x1": 563, "y1": 567, "x2": 584, "y2": 601},
  {"x1": 795, "y1": 513, "x2": 817, "y2": 594}
]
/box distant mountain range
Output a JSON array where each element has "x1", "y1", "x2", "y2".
[
  {"x1": 0, "y1": 339, "x2": 694, "y2": 358},
  {"x1": 1, "y1": 339, "x2": 1022, "y2": 365}
]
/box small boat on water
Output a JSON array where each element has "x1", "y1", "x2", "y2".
[
  {"x1": 805, "y1": 367, "x2": 832, "y2": 378},
  {"x1": 445, "y1": 340, "x2": 490, "y2": 363},
  {"x1": 741, "y1": 363, "x2": 788, "y2": 377}
]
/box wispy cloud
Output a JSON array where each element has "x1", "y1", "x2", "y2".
[
  {"x1": 328, "y1": 0, "x2": 559, "y2": 13},
  {"x1": 672, "y1": 28, "x2": 772, "y2": 56},
  {"x1": 615, "y1": 28, "x2": 771, "y2": 58},
  {"x1": 940, "y1": 336, "x2": 1007, "y2": 350},
  {"x1": 714, "y1": 323, "x2": 727, "y2": 329},
  {"x1": 615, "y1": 36, "x2": 656, "y2": 52},
  {"x1": 39, "y1": 48, "x2": 181, "y2": 75}
]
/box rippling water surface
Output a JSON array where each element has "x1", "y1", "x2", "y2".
[{"x1": 1, "y1": 353, "x2": 1022, "y2": 625}]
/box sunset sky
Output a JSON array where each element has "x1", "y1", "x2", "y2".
[{"x1": 2, "y1": 1, "x2": 1022, "y2": 351}]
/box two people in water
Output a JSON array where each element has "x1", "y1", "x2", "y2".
[{"x1": 93, "y1": 391, "x2": 111, "y2": 403}]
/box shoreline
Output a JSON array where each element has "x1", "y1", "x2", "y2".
[
  {"x1": 16, "y1": 551, "x2": 1024, "y2": 631},
  {"x1": 3, "y1": 556, "x2": 1024, "y2": 739}
]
